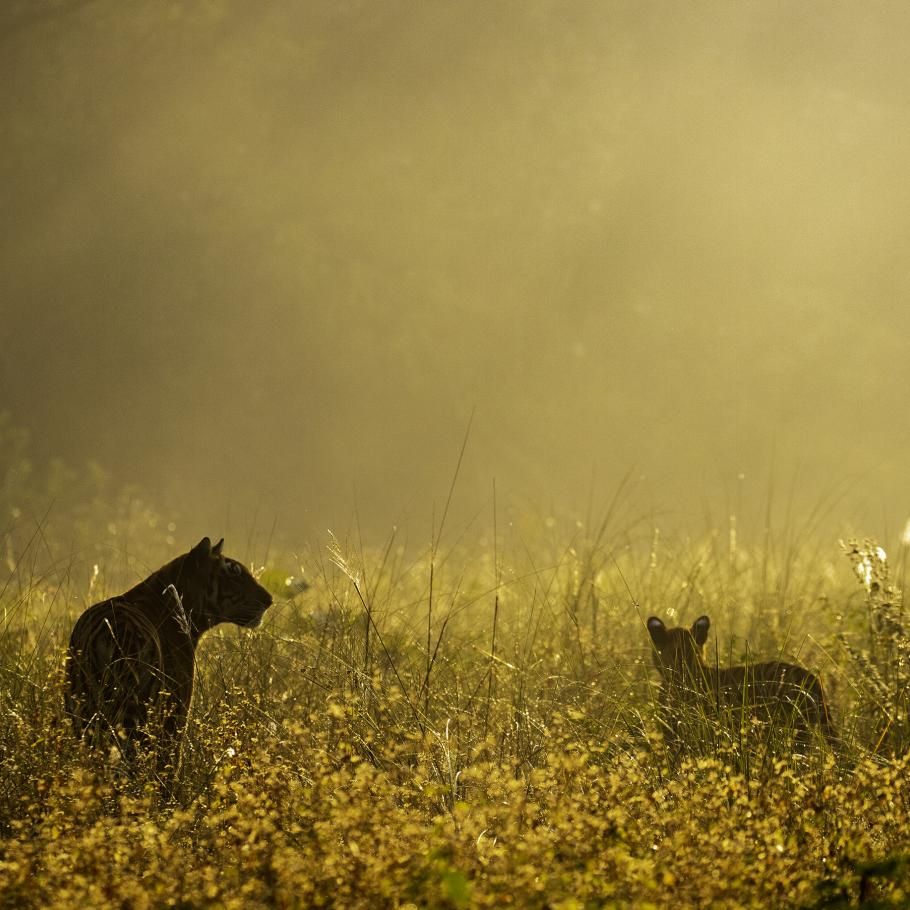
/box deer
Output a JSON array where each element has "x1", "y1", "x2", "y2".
[{"x1": 646, "y1": 615, "x2": 838, "y2": 753}]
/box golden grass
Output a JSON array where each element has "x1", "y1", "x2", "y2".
[{"x1": 3, "y1": 492, "x2": 910, "y2": 907}]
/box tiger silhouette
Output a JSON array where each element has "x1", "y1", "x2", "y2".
[{"x1": 65, "y1": 536, "x2": 272, "y2": 774}]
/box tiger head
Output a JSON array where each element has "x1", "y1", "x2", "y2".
[{"x1": 180, "y1": 536, "x2": 273, "y2": 631}]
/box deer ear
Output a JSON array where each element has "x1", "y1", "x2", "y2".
[
  {"x1": 692, "y1": 615, "x2": 710, "y2": 645},
  {"x1": 647, "y1": 616, "x2": 668, "y2": 646},
  {"x1": 212, "y1": 538, "x2": 224, "y2": 557}
]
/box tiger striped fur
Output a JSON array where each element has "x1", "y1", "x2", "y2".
[{"x1": 65, "y1": 536, "x2": 272, "y2": 773}]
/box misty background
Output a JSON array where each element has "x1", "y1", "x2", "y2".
[{"x1": 2, "y1": 0, "x2": 909, "y2": 545}]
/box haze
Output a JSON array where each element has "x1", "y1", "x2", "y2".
[{"x1": 3, "y1": 1, "x2": 909, "y2": 543}]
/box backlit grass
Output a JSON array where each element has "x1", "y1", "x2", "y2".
[{"x1": 2, "y1": 451, "x2": 910, "y2": 906}]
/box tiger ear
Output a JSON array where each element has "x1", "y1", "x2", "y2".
[
  {"x1": 647, "y1": 616, "x2": 668, "y2": 647},
  {"x1": 212, "y1": 538, "x2": 224, "y2": 557},
  {"x1": 189, "y1": 537, "x2": 213, "y2": 561},
  {"x1": 692, "y1": 615, "x2": 711, "y2": 645}
]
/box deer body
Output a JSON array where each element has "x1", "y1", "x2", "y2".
[{"x1": 647, "y1": 615, "x2": 837, "y2": 750}]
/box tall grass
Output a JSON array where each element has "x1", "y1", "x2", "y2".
[{"x1": 2, "y1": 449, "x2": 910, "y2": 904}]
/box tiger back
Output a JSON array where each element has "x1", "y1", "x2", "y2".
[{"x1": 66, "y1": 600, "x2": 168, "y2": 752}]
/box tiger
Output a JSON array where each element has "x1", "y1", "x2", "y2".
[
  {"x1": 65, "y1": 536, "x2": 272, "y2": 775},
  {"x1": 646, "y1": 614, "x2": 837, "y2": 753}
]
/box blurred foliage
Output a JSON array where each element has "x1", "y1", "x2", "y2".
[
  {"x1": 0, "y1": 411, "x2": 175, "y2": 596},
  {"x1": 3, "y1": 0, "x2": 910, "y2": 536}
]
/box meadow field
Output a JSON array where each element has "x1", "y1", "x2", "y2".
[
  {"x1": 5, "y1": 3, "x2": 910, "y2": 907},
  {"x1": 2, "y1": 441, "x2": 910, "y2": 908}
]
